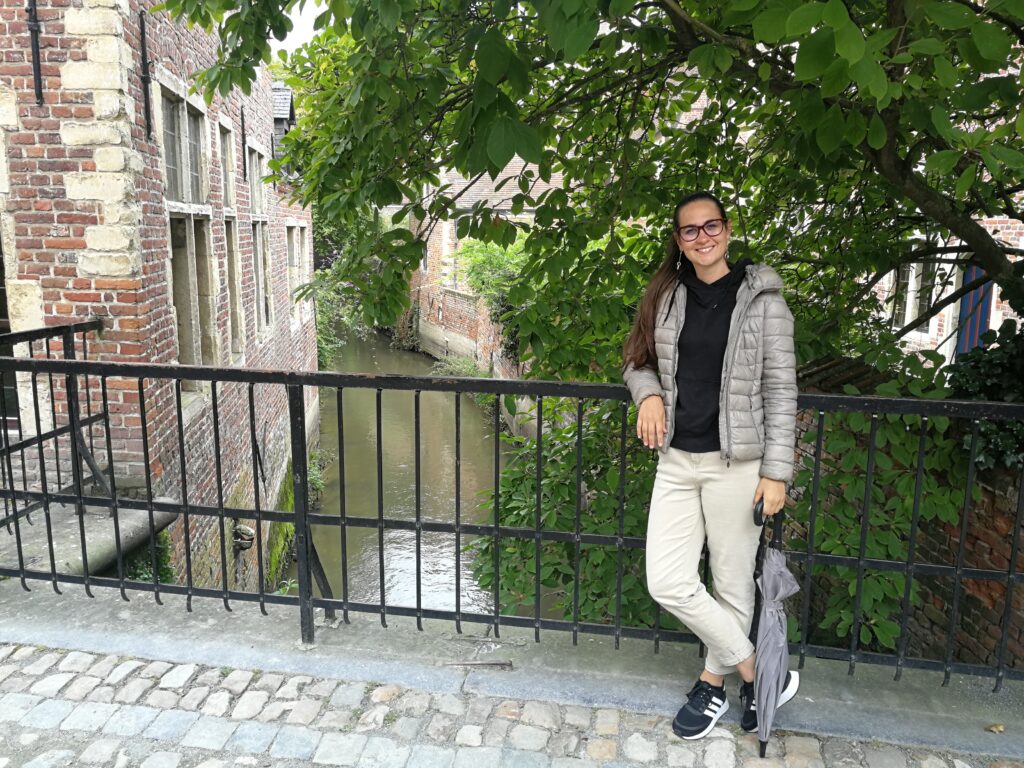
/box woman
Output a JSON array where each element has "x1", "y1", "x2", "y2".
[{"x1": 623, "y1": 191, "x2": 799, "y2": 739}]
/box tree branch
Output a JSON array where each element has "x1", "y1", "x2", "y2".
[{"x1": 893, "y1": 272, "x2": 991, "y2": 339}]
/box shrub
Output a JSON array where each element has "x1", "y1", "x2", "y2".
[{"x1": 947, "y1": 319, "x2": 1024, "y2": 472}]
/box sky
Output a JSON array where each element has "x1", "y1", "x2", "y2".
[{"x1": 270, "y1": 1, "x2": 321, "y2": 56}]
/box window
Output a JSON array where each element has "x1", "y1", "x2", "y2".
[
  {"x1": 287, "y1": 226, "x2": 298, "y2": 315},
  {"x1": 225, "y1": 221, "x2": 242, "y2": 356},
  {"x1": 248, "y1": 148, "x2": 265, "y2": 213},
  {"x1": 169, "y1": 216, "x2": 216, "y2": 382},
  {"x1": 219, "y1": 126, "x2": 234, "y2": 208},
  {"x1": 892, "y1": 262, "x2": 939, "y2": 331},
  {"x1": 162, "y1": 94, "x2": 183, "y2": 202},
  {"x1": 251, "y1": 222, "x2": 272, "y2": 332},
  {"x1": 160, "y1": 90, "x2": 207, "y2": 204},
  {"x1": 187, "y1": 107, "x2": 204, "y2": 203}
]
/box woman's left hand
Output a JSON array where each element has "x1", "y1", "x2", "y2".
[{"x1": 754, "y1": 477, "x2": 787, "y2": 518}]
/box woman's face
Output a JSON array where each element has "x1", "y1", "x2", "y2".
[{"x1": 674, "y1": 199, "x2": 731, "y2": 271}]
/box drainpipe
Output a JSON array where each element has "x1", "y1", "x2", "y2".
[
  {"x1": 139, "y1": 10, "x2": 153, "y2": 139},
  {"x1": 26, "y1": 0, "x2": 44, "y2": 105}
]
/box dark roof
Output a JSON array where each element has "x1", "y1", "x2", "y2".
[
  {"x1": 797, "y1": 357, "x2": 893, "y2": 393},
  {"x1": 271, "y1": 82, "x2": 295, "y2": 122},
  {"x1": 440, "y1": 160, "x2": 562, "y2": 214}
]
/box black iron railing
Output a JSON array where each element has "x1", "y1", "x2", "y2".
[{"x1": 0, "y1": 321, "x2": 1021, "y2": 692}]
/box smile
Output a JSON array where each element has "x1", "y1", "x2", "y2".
[{"x1": 696, "y1": 245, "x2": 715, "y2": 254}]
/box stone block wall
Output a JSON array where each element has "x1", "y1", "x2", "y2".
[{"x1": 0, "y1": 0, "x2": 317, "y2": 593}]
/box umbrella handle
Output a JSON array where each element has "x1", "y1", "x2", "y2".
[{"x1": 770, "y1": 509, "x2": 784, "y2": 549}]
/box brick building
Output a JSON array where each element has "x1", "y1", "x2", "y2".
[
  {"x1": 0, "y1": 0, "x2": 316, "y2": 590},
  {"x1": 409, "y1": 162, "x2": 559, "y2": 379}
]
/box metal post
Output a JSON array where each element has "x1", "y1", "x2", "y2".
[{"x1": 287, "y1": 383, "x2": 315, "y2": 644}]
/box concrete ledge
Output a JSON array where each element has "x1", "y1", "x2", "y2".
[{"x1": 0, "y1": 585, "x2": 1020, "y2": 759}]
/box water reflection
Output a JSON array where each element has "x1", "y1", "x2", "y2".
[{"x1": 293, "y1": 331, "x2": 503, "y2": 614}]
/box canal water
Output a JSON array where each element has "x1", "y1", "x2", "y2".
[{"x1": 290, "y1": 330, "x2": 501, "y2": 615}]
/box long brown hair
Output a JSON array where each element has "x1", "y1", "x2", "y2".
[{"x1": 622, "y1": 192, "x2": 728, "y2": 369}]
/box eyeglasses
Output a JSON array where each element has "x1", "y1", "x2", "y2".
[{"x1": 676, "y1": 218, "x2": 727, "y2": 242}]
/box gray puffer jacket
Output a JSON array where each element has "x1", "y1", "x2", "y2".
[{"x1": 623, "y1": 262, "x2": 797, "y2": 482}]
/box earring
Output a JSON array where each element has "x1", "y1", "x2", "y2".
[{"x1": 676, "y1": 256, "x2": 681, "y2": 271}]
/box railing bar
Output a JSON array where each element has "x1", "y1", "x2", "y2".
[
  {"x1": 137, "y1": 379, "x2": 161, "y2": 604},
  {"x1": 0, "y1": 372, "x2": 29, "y2": 589},
  {"x1": 0, "y1": 318, "x2": 103, "y2": 346},
  {"x1": 30, "y1": 372, "x2": 60, "y2": 594},
  {"x1": 492, "y1": 395, "x2": 501, "y2": 638},
  {"x1": 992, "y1": 462, "x2": 1024, "y2": 692},
  {"x1": 534, "y1": 394, "x2": 543, "y2": 643},
  {"x1": 82, "y1": 332, "x2": 95, "y2": 461},
  {"x1": 798, "y1": 410, "x2": 825, "y2": 669},
  {"x1": 99, "y1": 375, "x2": 126, "y2": 601},
  {"x1": 44, "y1": 338, "x2": 61, "y2": 490},
  {"x1": 247, "y1": 384, "x2": 267, "y2": 615},
  {"x1": 615, "y1": 400, "x2": 627, "y2": 650},
  {"x1": 454, "y1": 392, "x2": 462, "y2": 634},
  {"x1": 286, "y1": 384, "x2": 315, "y2": 645},
  {"x1": 63, "y1": 334, "x2": 92, "y2": 597},
  {"x1": 0, "y1": 413, "x2": 107, "y2": 457},
  {"x1": 944, "y1": 418, "x2": 980, "y2": 686},
  {"x1": 211, "y1": 381, "x2": 231, "y2": 611},
  {"x1": 336, "y1": 387, "x2": 349, "y2": 622},
  {"x1": 375, "y1": 388, "x2": 387, "y2": 627},
  {"x1": 849, "y1": 413, "x2": 879, "y2": 675},
  {"x1": 414, "y1": 390, "x2": 422, "y2": 631},
  {"x1": 895, "y1": 415, "x2": 929, "y2": 681},
  {"x1": 572, "y1": 398, "x2": 583, "y2": 647},
  {"x1": 174, "y1": 380, "x2": 195, "y2": 610}
]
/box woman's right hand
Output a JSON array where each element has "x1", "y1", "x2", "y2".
[{"x1": 637, "y1": 395, "x2": 666, "y2": 449}]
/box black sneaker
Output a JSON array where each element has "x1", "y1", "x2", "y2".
[
  {"x1": 671, "y1": 679, "x2": 729, "y2": 740},
  {"x1": 740, "y1": 670, "x2": 800, "y2": 732}
]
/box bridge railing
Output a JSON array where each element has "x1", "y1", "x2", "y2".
[{"x1": 0, "y1": 322, "x2": 1020, "y2": 692}]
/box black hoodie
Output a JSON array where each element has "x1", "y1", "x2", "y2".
[{"x1": 670, "y1": 257, "x2": 752, "y2": 453}]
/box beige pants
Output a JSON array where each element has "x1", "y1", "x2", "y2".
[{"x1": 646, "y1": 448, "x2": 762, "y2": 676}]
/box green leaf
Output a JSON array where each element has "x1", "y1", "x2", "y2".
[
  {"x1": 377, "y1": 0, "x2": 400, "y2": 29},
  {"x1": 816, "y1": 104, "x2": 846, "y2": 155},
  {"x1": 954, "y1": 163, "x2": 977, "y2": 198},
  {"x1": 609, "y1": 0, "x2": 634, "y2": 15},
  {"x1": 476, "y1": 29, "x2": 512, "y2": 84},
  {"x1": 908, "y1": 37, "x2": 946, "y2": 55},
  {"x1": 713, "y1": 45, "x2": 736, "y2": 73},
  {"x1": 924, "y1": 149, "x2": 961, "y2": 175},
  {"x1": 971, "y1": 21, "x2": 1012, "y2": 62},
  {"x1": 823, "y1": 0, "x2": 850, "y2": 28},
  {"x1": 987, "y1": 142, "x2": 1024, "y2": 170},
  {"x1": 487, "y1": 117, "x2": 516, "y2": 168},
  {"x1": 868, "y1": 113, "x2": 887, "y2": 148},
  {"x1": 835, "y1": 22, "x2": 866, "y2": 63},
  {"x1": 821, "y1": 57, "x2": 850, "y2": 96},
  {"x1": 930, "y1": 105, "x2": 957, "y2": 141},
  {"x1": 795, "y1": 27, "x2": 835, "y2": 81},
  {"x1": 924, "y1": 1, "x2": 977, "y2": 29},
  {"x1": 753, "y1": 7, "x2": 789, "y2": 43},
  {"x1": 563, "y1": 13, "x2": 600, "y2": 60},
  {"x1": 933, "y1": 56, "x2": 957, "y2": 88},
  {"x1": 786, "y1": 2, "x2": 824, "y2": 36},
  {"x1": 511, "y1": 120, "x2": 544, "y2": 164}
]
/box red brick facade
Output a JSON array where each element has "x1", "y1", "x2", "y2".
[{"x1": 0, "y1": 0, "x2": 317, "y2": 590}]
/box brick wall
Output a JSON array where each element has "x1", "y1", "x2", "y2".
[{"x1": 0, "y1": 0, "x2": 317, "y2": 592}]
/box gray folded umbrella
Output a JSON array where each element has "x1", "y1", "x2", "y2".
[{"x1": 753, "y1": 538, "x2": 800, "y2": 757}]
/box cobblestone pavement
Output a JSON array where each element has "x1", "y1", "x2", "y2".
[{"x1": 0, "y1": 643, "x2": 1017, "y2": 768}]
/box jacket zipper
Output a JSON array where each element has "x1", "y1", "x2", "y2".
[
  {"x1": 720, "y1": 281, "x2": 762, "y2": 465},
  {"x1": 667, "y1": 284, "x2": 685, "y2": 450}
]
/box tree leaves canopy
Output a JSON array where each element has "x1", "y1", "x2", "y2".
[{"x1": 163, "y1": 0, "x2": 1024, "y2": 379}]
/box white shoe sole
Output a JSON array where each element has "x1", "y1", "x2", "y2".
[
  {"x1": 740, "y1": 670, "x2": 800, "y2": 732},
  {"x1": 673, "y1": 697, "x2": 730, "y2": 740}
]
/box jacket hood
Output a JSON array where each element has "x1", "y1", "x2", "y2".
[{"x1": 742, "y1": 262, "x2": 784, "y2": 295}]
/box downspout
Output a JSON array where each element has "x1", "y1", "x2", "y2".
[
  {"x1": 26, "y1": 0, "x2": 43, "y2": 105},
  {"x1": 139, "y1": 10, "x2": 153, "y2": 140}
]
